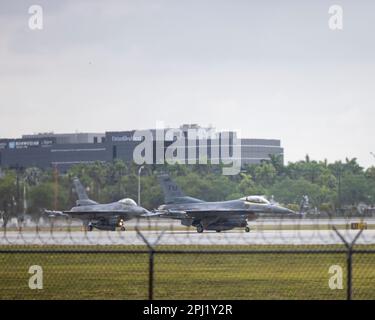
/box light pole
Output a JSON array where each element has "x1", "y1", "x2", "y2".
[
  {"x1": 138, "y1": 165, "x2": 145, "y2": 206},
  {"x1": 334, "y1": 163, "x2": 343, "y2": 215}
]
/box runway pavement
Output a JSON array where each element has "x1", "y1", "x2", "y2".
[
  {"x1": 3, "y1": 217, "x2": 375, "y2": 229},
  {"x1": 1, "y1": 228, "x2": 375, "y2": 246},
  {"x1": 1, "y1": 217, "x2": 374, "y2": 246}
]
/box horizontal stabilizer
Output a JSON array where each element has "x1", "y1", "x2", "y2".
[
  {"x1": 141, "y1": 211, "x2": 163, "y2": 218},
  {"x1": 43, "y1": 210, "x2": 69, "y2": 218}
]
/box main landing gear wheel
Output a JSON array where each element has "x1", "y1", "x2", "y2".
[
  {"x1": 120, "y1": 226, "x2": 126, "y2": 231},
  {"x1": 216, "y1": 230, "x2": 221, "y2": 233},
  {"x1": 196, "y1": 224, "x2": 204, "y2": 233},
  {"x1": 88, "y1": 224, "x2": 93, "y2": 232},
  {"x1": 245, "y1": 226, "x2": 250, "y2": 233}
]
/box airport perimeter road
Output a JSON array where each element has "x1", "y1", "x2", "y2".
[{"x1": 1, "y1": 229, "x2": 375, "y2": 246}]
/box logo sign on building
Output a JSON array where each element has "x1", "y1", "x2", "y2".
[
  {"x1": 15, "y1": 140, "x2": 40, "y2": 149},
  {"x1": 8, "y1": 141, "x2": 16, "y2": 149},
  {"x1": 111, "y1": 134, "x2": 142, "y2": 142},
  {"x1": 1, "y1": 138, "x2": 55, "y2": 150},
  {"x1": 40, "y1": 139, "x2": 54, "y2": 147}
]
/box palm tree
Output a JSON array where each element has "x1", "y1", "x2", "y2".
[
  {"x1": 344, "y1": 158, "x2": 363, "y2": 175},
  {"x1": 268, "y1": 154, "x2": 284, "y2": 176}
]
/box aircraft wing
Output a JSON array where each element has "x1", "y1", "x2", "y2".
[
  {"x1": 62, "y1": 210, "x2": 158, "y2": 220},
  {"x1": 159, "y1": 209, "x2": 252, "y2": 219},
  {"x1": 62, "y1": 210, "x2": 132, "y2": 220},
  {"x1": 185, "y1": 209, "x2": 250, "y2": 218},
  {"x1": 157, "y1": 209, "x2": 190, "y2": 219},
  {"x1": 182, "y1": 207, "x2": 294, "y2": 218}
]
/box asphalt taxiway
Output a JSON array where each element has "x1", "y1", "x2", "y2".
[{"x1": 1, "y1": 228, "x2": 374, "y2": 246}]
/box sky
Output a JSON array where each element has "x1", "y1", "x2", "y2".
[{"x1": 0, "y1": 0, "x2": 374, "y2": 167}]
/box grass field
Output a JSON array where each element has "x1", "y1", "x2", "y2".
[{"x1": 1, "y1": 245, "x2": 374, "y2": 300}]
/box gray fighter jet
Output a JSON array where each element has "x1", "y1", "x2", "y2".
[
  {"x1": 157, "y1": 174, "x2": 297, "y2": 233},
  {"x1": 45, "y1": 178, "x2": 155, "y2": 231}
]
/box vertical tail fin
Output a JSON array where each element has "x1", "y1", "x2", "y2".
[
  {"x1": 73, "y1": 178, "x2": 98, "y2": 206},
  {"x1": 157, "y1": 174, "x2": 203, "y2": 204},
  {"x1": 73, "y1": 177, "x2": 89, "y2": 200},
  {"x1": 157, "y1": 174, "x2": 185, "y2": 203}
]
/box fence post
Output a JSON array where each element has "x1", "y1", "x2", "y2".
[
  {"x1": 346, "y1": 246, "x2": 352, "y2": 300},
  {"x1": 332, "y1": 226, "x2": 363, "y2": 300},
  {"x1": 149, "y1": 249, "x2": 155, "y2": 300},
  {"x1": 136, "y1": 227, "x2": 165, "y2": 301}
]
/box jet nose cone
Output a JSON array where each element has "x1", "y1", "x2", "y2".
[
  {"x1": 273, "y1": 205, "x2": 296, "y2": 215},
  {"x1": 286, "y1": 208, "x2": 296, "y2": 215},
  {"x1": 140, "y1": 207, "x2": 154, "y2": 216},
  {"x1": 137, "y1": 206, "x2": 147, "y2": 213}
]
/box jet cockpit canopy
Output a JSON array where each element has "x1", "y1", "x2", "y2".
[
  {"x1": 118, "y1": 198, "x2": 137, "y2": 206},
  {"x1": 241, "y1": 195, "x2": 270, "y2": 205}
]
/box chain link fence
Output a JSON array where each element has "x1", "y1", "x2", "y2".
[{"x1": 1, "y1": 218, "x2": 375, "y2": 300}]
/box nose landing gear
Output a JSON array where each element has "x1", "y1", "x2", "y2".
[
  {"x1": 245, "y1": 226, "x2": 250, "y2": 233},
  {"x1": 119, "y1": 219, "x2": 126, "y2": 231}
]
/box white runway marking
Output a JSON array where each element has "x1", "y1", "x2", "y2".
[{"x1": 1, "y1": 229, "x2": 374, "y2": 246}]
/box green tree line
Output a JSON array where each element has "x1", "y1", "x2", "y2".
[{"x1": 1, "y1": 155, "x2": 375, "y2": 223}]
